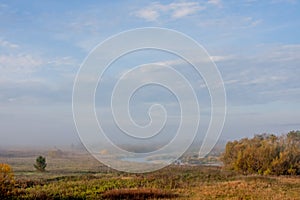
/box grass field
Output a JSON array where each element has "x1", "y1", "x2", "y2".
[{"x1": 1, "y1": 149, "x2": 300, "y2": 199}]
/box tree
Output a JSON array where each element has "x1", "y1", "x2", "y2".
[
  {"x1": 287, "y1": 130, "x2": 300, "y2": 141},
  {"x1": 34, "y1": 156, "x2": 47, "y2": 172},
  {"x1": 0, "y1": 163, "x2": 15, "y2": 198},
  {"x1": 221, "y1": 131, "x2": 300, "y2": 175}
]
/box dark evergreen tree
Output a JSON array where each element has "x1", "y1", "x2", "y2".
[{"x1": 34, "y1": 156, "x2": 47, "y2": 172}]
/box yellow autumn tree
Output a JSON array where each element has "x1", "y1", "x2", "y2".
[
  {"x1": 222, "y1": 131, "x2": 300, "y2": 175},
  {"x1": 0, "y1": 163, "x2": 15, "y2": 198}
]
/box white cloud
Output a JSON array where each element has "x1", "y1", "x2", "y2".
[
  {"x1": 207, "y1": 0, "x2": 222, "y2": 7},
  {"x1": 262, "y1": 44, "x2": 300, "y2": 62},
  {"x1": 133, "y1": 1, "x2": 209, "y2": 21},
  {"x1": 243, "y1": 17, "x2": 262, "y2": 28},
  {"x1": 241, "y1": 76, "x2": 287, "y2": 85},
  {"x1": 0, "y1": 38, "x2": 19, "y2": 49},
  {"x1": 170, "y1": 2, "x2": 205, "y2": 18},
  {"x1": 154, "y1": 54, "x2": 235, "y2": 65},
  {"x1": 134, "y1": 8, "x2": 160, "y2": 21},
  {"x1": 155, "y1": 59, "x2": 184, "y2": 66},
  {"x1": 224, "y1": 79, "x2": 239, "y2": 85},
  {"x1": 0, "y1": 54, "x2": 43, "y2": 75},
  {"x1": 47, "y1": 56, "x2": 78, "y2": 67},
  {"x1": 0, "y1": 52, "x2": 79, "y2": 78},
  {"x1": 210, "y1": 55, "x2": 235, "y2": 62}
]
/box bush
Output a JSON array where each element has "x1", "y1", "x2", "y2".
[{"x1": 0, "y1": 163, "x2": 15, "y2": 198}]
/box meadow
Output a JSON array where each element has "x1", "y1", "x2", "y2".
[{"x1": 1, "y1": 148, "x2": 300, "y2": 199}]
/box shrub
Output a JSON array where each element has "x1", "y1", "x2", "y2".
[{"x1": 0, "y1": 163, "x2": 15, "y2": 198}]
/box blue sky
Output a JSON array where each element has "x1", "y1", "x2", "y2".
[{"x1": 0, "y1": 0, "x2": 300, "y2": 146}]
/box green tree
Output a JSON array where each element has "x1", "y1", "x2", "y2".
[{"x1": 34, "y1": 156, "x2": 47, "y2": 172}]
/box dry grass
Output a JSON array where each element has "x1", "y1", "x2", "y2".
[
  {"x1": 190, "y1": 176, "x2": 300, "y2": 200},
  {"x1": 102, "y1": 188, "x2": 179, "y2": 199}
]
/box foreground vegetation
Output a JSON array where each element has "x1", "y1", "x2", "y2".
[
  {"x1": 1, "y1": 165, "x2": 299, "y2": 199},
  {"x1": 1, "y1": 130, "x2": 299, "y2": 199},
  {"x1": 1, "y1": 158, "x2": 299, "y2": 199}
]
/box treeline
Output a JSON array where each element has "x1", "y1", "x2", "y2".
[{"x1": 222, "y1": 130, "x2": 300, "y2": 175}]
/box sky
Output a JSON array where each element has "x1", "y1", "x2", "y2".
[{"x1": 0, "y1": 0, "x2": 300, "y2": 147}]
